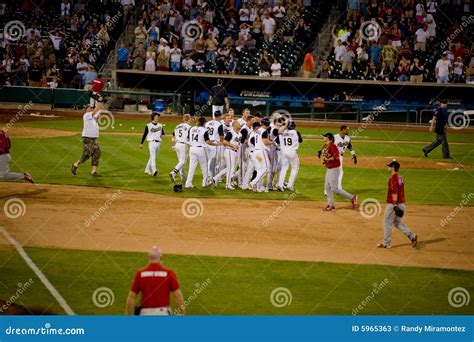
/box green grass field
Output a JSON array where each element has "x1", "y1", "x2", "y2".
[
  {"x1": 8, "y1": 119, "x2": 474, "y2": 204},
  {"x1": 1, "y1": 118, "x2": 473, "y2": 315},
  {"x1": 1, "y1": 247, "x2": 472, "y2": 315}
]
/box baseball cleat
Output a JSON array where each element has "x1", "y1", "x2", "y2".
[
  {"x1": 153, "y1": 171, "x2": 158, "y2": 177},
  {"x1": 91, "y1": 172, "x2": 101, "y2": 177},
  {"x1": 226, "y1": 186, "x2": 235, "y2": 190},
  {"x1": 351, "y1": 195, "x2": 358, "y2": 209},
  {"x1": 23, "y1": 172, "x2": 34, "y2": 184},
  {"x1": 422, "y1": 148, "x2": 428, "y2": 157},
  {"x1": 184, "y1": 185, "x2": 194, "y2": 189},
  {"x1": 169, "y1": 171, "x2": 176, "y2": 182},
  {"x1": 241, "y1": 185, "x2": 249, "y2": 190},
  {"x1": 411, "y1": 235, "x2": 418, "y2": 248},
  {"x1": 377, "y1": 243, "x2": 391, "y2": 249},
  {"x1": 276, "y1": 186, "x2": 284, "y2": 192},
  {"x1": 71, "y1": 163, "x2": 77, "y2": 175},
  {"x1": 323, "y1": 205, "x2": 336, "y2": 212}
]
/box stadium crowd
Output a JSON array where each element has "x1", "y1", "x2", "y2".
[
  {"x1": 324, "y1": 0, "x2": 474, "y2": 83},
  {"x1": 117, "y1": 0, "x2": 328, "y2": 77},
  {"x1": 0, "y1": 0, "x2": 125, "y2": 88}
]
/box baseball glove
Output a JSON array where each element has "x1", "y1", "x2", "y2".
[{"x1": 393, "y1": 205, "x2": 404, "y2": 218}]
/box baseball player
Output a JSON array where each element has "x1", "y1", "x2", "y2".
[
  {"x1": 0, "y1": 129, "x2": 34, "y2": 183},
  {"x1": 320, "y1": 132, "x2": 357, "y2": 211},
  {"x1": 238, "y1": 115, "x2": 253, "y2": 187},
  {"x1": 185, "y1": 117, "x2": 221, "y2": 189},
  {"x1": 249, "y1": 121, "x2": 272, "y2": 192},
  {"x1": 333, "y1": 125, "x2": 357, "y2": 188},
  {"x1": 276, "y1": 121, "x2": 302, "y2": 191},
  {"x1": 71, "y1": 103, "x2": 105, "y2": 177},
  {"x1": 216, "y1": 113, "x2": 233, "y2": 179},
  {"x1": 170, "y1": 114, "x2": 192, "y2": 183},
  {"x1": 378, "y1": 160, "x2": 418, "y2": 249},
  {"x1": 422, "y1": 99, "x2": 452, "y2": 159},
  {"x1": 213, "y1": 120, "x2": 242, "y2": 189},
  {"x1": 205, "y1": 111, "x2": 224, "y2": 180},
  {"x1": 238, "y1": 108, "x2": 251, "y2": 126},
  {"x1": 140, "y1": 112, "x2": 164, "y2": 177}
]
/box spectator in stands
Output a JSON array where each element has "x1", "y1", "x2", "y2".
[
  {"x1": 382, "y1": 43, "x2": 398, "y2": 70},
  {"x1": 117, "y1": 42, "x2": 130, "y2": 69},
  {"x1": 83, "y1": 65, "x2": 97, "y2": 91},
  {"x1": 414, "y1": 25, "x2": 429, "y2": 51},
  {"x1": 435, "y1": 52, "x2": 452, "y2": 83},
  {"x1": 341, "y1": 45, "x2": 355, "y2": 73},
  {"x1": 410, "y1": 57, "x2": 424, "y2": 83},
  {"x1": 262, "y1": 10, "x2": 276, "y2": 41},
  {"x1": 398, "y1": 56, "x2": 411, "y2": 82},
  {"x1": 169, "y1": 43, "x2": 182, "y2": 72},
  {"x1": 122, "y1": 0, "x2": 135, "y2": 26},
  {"x1": 258, "y1": 50, "x2": 271, "y2": 77},
  {"x1": 303, "y1": 50, "x2": 315, "y2": 78},
  {"x1": 61, "y1": 60, "x2": 75, "y2": 88},
  {"x1": 334, "y1": 40, "x2": 346, "y2": 64},
  {"x1": 319, "y1": 57, "x2": 331, "y2": 79},
  {"x1": 227, "y1": 52, "x2": 237, "y2": 75},
  {"x1": 75, "y1": 56, "x2": 88, "y2": 88},
  {"x1": 271, "y1": 58, "x2": 282, "y2": 77},
  {"x1": 148, "y1": 21, "x2": 160, "y2": 42},
  {"x1": 132, "y1": 42, "x2": 146, "y2": 70},
  {"x1": 156, "y1": 48, "x2": 169, "y2": 71},
  {"x1": 145, "y1": 52, "x2": 156, "y2": 71},
  {"x1": 452, "y1": 56, "x2": 464, "y2": 83},
  {"x1": 28, "y1": 59, "x2": 43, "y2": 87},
  {"x1": 415, "y1": 0, "x2": 425, "y2": 24},
  {"x1": 135, "y1": 21, "x2": 148, "y2": 46},
  {"x1": 273, "y1": 1, "x2": 286, "y2": 29},
  {"x1": 378, "y1": 61, "x2": 391, "y2": 81},
  {"x1": 346, "y1": 0, "x2": 359, "y2": 22},
  {"x1": 182, "y1": 54, "x2": 195, "y2": 72}
]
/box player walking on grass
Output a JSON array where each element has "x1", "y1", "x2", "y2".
[
  {"x1": 140, "y1": 112, "x2": 164, "y2": 176},
  {"x1": 0, "y1": 129, "x2": 34, "y2": 183},
  {"x1": 320, "y1": 132, "x2": 357, "y2": 211},
  {"x1": 185, "y1": 117, "x2": 221, "y2": 189},
  {"x1": 276, "y1": 121, "x2": 302, "y2": 192},
  {"x1": 71, "y1": 104, "x2": 104, "y2": 177},
  {"x1": 126, "y1": 246, "x2": 185, "y2": 316},
  {"x1": 378, "y1": 161, "x2": 418, "y2": 249},
  {"x1": 422, "y1": 99, "x2": 452, "y2": 159},
  {"x1": 170, "y1": 114, "x2": 191, "y2": 183}
]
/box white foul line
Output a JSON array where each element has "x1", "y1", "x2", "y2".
[{"x1": 0, "y1": 226, "x2": 76, "y2": 315}]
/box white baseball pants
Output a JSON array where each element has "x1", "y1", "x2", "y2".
[
  {"x1": 214, "y1": 149, "x2": 238, "y2": 188},
  {"x1": 145, "y1": 140, "x2": 161, "y2": 174},
  {"x1": 207, "y1": 145, "x2": 219, "y2": 178},
  {"x1": 250, "y1": 150, "x2": 269, "y2": 189},
  {"x1": 173, "y1": 143, "x2": 188, "y2": 180},
  {"x1": 186, "y1": 146, "x2": 209, "y2": 187},
  {"x1": 278, "y1": 151, "x2": 299, "y2": 189},
  {"x1": 242, "y1": 150, "x2": 255, "y2": 188}
]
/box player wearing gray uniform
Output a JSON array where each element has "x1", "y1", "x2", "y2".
[
  {"x1": 333, "y1": 125, "x2": 357, "y2": 188},
  {"x1": 170, "y1": 114, "x2": 192, "y2": 183},
  {"x1": 378, "y1": 161, "x2": 417, "y2": 249},
  {"x1": 0, "y1": 129, "x2": 34, "y2": 183},
  {"x1": 321, "y1": 132, "x2": 357, "y2": 211},
  {"x1": 276, "y1": 121, "x2": 302, "y2": 191},
  {"x1": 213, "y1": 121, "x2": 242, "y2": 190},
  {"x1": 140, "y1": 113, "x2": 164, "y2": 177},
  {"x1": 186, "y1": 117, "x2": 221, "y2": 188},
  {"x1": 205, "y1": 112, "x2": 224, "y2": 180}
]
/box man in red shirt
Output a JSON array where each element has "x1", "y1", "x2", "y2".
[
  {"x1": 320, "y1": 132, "x2": 357, "y2": 211},
  {"x1": 90, "y1": 74, "x2": 105, "y2": 107},
  {"x1": 0, "y1": 129, "x2": 34, "y2": 183},
  {"x1": 126, "y1": 246, "x2": 185, "y2": 315},
  {"x1": 378, "y1": 161, "x2": 417, "y2": 249},
  {"x1": 303, "y1": 51, "x2": 315, "y2": 78}
]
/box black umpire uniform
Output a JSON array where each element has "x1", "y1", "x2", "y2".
[{"x1": 423, "y1": 100, "x2": 451, "y2": 159}]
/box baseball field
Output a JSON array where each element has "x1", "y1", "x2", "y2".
[{"x1": 0, "y1": 113, "x2": 473, "y2": 315}]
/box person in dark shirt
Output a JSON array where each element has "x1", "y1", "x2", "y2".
[
  {"x1": 423, "y1": 99, "x2": 452, "y2": 159},
  {"x1": 208, "y1": 79, "x2": 229, "y2": 119},
  {"x1": 61, "y1": 60, "x2": 76, "y2": 88},
  {"x1": 28, "y1": 60, "x2": 43, "y2": 87}
]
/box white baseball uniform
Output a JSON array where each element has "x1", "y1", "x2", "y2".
[
  {"x1": 185, "y1": 126, "x2": 211, "y2": 188},
  {"x1": 266, "y1": 124, "x2": 280, "y2": 190},
  {"x1": 172, "y1": 122, "x2": 191, "y2": 181},
  {"x1": 249, "y1": 127, "x2": 269, "y2": 191},
  {"x1": 239, "y1": 123, "x2": 252, "y2": 186},
  {"x1": 214, "y1": 129, "x2": 241, "y2": 189},
  {"x1": 205, "y1": 119, "x2": 223, "y2": 178},
  {"x1": 277, "y1": 129, "x2": 302, "y2": 190},
  {"x1": 334, "y1": 133, "x2": 351, "y2": 188},
  {"x1": 141, "y1": 122, "x2": 164, "y2": 175},
  {"x1": 217, "y1": 120, "x2": 233, "y2": 175}
]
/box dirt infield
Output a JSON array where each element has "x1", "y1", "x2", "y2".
[
  {"x1": 6, "y1": 126, "x2": 76, "y2": 138},
  {"x1": 301, "y1": 156, "x2": 471, "y2": 170},
  {"x1": 1, "y1": 183, "x2": 472, "y2": 270}
]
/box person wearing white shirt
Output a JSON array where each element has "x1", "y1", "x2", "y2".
[
  {"x1": 145, "y1": 53, "x2": 156, "y2": 71},
  {"x1": 414, "y1": 25, "x2": 430, "y2": 51},
  {"x1": 424, "y1": 13, "x2": 436, "y2": 37},
  {"x1": 181, "y1": 55, "x2": 195, "y2": 71},
  {"x1": 71, "y1": 103, "x2": 107, "y2": 177},
  {"x1": 169, "y1": 46, "x2": 182, "y2": 71},
  {"x1": 239, "y1": 4, "x2": 250, "y2": 23},
  {"x1": 435, "y1": 53, "x2": 452, "y2": 83},
  {"x1": 61, "y1": 0, "x2": 71, "y2": 18},
  {"x1": 262, "y1": 12, "x2": 276, "y2": 41},
  {"x1": 334, "y1": 40, "x2": 346, "y2": 63},
  {"x1": 271, "y1": 58, "x2": 281, "y2": 77}
]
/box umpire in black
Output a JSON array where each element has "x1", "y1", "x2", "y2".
[
  {"x1": 208, "y1": 79, "x2": 229, "y2": 119},
  {"x1": 423, "y1": 99, "x2": 452, "y2": 159}
]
